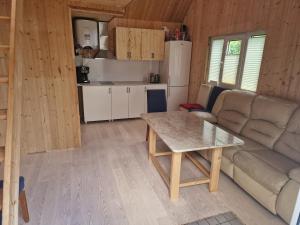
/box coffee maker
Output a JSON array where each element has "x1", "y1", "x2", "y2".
[{"x1": 76, "y1": 66, "x2": 90, "y2": 83}]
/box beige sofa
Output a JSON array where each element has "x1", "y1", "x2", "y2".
[{"x1": 194, "y1": 89, "x2": 300, "y2": 224}]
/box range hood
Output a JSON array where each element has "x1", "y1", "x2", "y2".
[{"x1": 97, "y1": 22, "x2": 109, "y2": 58}]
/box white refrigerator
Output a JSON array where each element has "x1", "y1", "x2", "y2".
[{"x1": 160, "y1": 41, "x2": 192, "y2": 111}]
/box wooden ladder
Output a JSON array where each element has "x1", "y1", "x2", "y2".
[{"x1": 0, "y1": 0, "x2": 18, "y2": 224}]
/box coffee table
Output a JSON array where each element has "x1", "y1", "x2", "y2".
[{"x1": 142, "y1": 111, "x2": 244, "y2": 201}]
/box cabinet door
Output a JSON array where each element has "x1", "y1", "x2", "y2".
[
  {"x1": 116, "y1": 27, "x2": 129, "y2": 60},
  {"x1": 141, "y1": 29, "x2": 165, "y2": 61},
  {"x1": 112, "y1": 86, "x2": 129, "y2": 120},
  {"x1": 82, "y1": 86, "x2": 112, "y2": 122},
  {"x1": 128, "y1": 86, "x2": 146, "y2": 118},
  {"x1": 128, "y1": 28, "x2": 142, "y2": 60},
  {"x1": 167, "y1": 86, "x2": 188, "y2": 112},
  {"x1": 169, "y1": 41, "x2": 192, "y2": 86}
]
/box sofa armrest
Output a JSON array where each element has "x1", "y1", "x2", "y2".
[{"x1": 289, "y1": 167, "x2": 300, "y2": 183}]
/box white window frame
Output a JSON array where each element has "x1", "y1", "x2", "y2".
[{"x1": 207, "y1": 31, "x2": 266, "y2": 91}]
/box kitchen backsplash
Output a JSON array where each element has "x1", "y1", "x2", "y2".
[{"x1": 82, "y1": 58, "x2": 159, "y2": 82}]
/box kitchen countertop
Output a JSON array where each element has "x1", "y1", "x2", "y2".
[{"x1": 77, "y1": 81, "x2": 167, "y2": 87}]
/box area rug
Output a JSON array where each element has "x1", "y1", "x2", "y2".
[{"x1": 183, "y1": 211, "x2": 245, "y2": 225}]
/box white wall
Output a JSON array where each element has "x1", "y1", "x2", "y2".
[{"x1": 83, "y1": 58, "x2": 160, "y2": 82}]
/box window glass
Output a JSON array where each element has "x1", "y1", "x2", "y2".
[
  {"x1": 221, "y1": 40, "x2": 242, "y2": 85},
  {"x1": 208, "y1": 39, "x2": 224, "y2": 82},
  {"x1": 241, "y1": 35, "x2": 266, "y2": 91}
]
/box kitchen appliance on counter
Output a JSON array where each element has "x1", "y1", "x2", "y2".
[
  {"x1": 76, "y1": 66, "x2": 90, "y2": 83},
  {"x1": 149, "y1": 73, "x2": 161, "y2": 84}
]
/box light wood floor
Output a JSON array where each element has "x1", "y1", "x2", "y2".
[{"x1": 20, "y1": 119, "x2": 286, "y2": 225}]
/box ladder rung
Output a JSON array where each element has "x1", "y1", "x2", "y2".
[
  {"x1": 0, "y1": 147, "x2": 4, "y2": 162},
  {"x1": 0, "y1": 45, "x2": 10, "y2": 49},
  {"x1": 0, "y1": 77, "x2": 8, "y2": 83},
  {"x1": 0, "y1": 109, "x2": 7, "y2": 120},
  {"x1": 0, "y1": 16, "x2": 10, "y2": 20}
]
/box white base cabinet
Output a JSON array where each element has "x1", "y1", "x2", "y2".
[
  {"x1": 82, "y1": 86, "x2": 112, "y2": 123},
  {"x1": 129, "y1": 85, "x2": 146, "y2": 118},
  {"x1": 112, "y1": 86, "x2": 129, "y2": 120},
  {"x1": 82, "y1": 84, "x2": 168, "y2": 122}
]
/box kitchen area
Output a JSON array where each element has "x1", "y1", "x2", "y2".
[{"x1": 73, "y1": 18, "x2": 192, "y2": 123}]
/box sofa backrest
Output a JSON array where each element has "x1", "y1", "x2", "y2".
[
  {"x1": 211, "y1": 90, "x2": 230, "y2": 116},
  {"x1": 274, "y1": 108, "x2": 300, "y2": 163},
  {"x1": 196, "y1": 84, "x2": 212, "y2": 109},
  {"x1": 241, "y1": 95, "x2": 298, "y2": 149},
  {"x1": 217, "y1": 90, "x2": 256, "y2": 133}
]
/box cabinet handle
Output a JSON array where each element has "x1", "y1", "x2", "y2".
[
  {"x1": 127, "y1": 52, "x2": 131, "y2": 59},
  {"x1": 128, "y1": 87, "x2": 131, "y2": 93},
  {"x1": 151, "y1": 53, "x2": 154, "y2": 58},
  {"x1": 109, "y1": 88, "x2": 111, "y2": 94}
]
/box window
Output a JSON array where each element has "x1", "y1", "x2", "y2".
[{"x1": 207, "y1": 33, "x2": 266, "y2": 92}]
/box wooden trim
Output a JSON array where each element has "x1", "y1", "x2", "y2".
[
  {"x1": 0, "y1": 77, "x2": 9, "y2": 83},
  {"x1": 0, "y1": 109, "x2": 7, "y2": 120},
  {"x1": 0, "y1": 147, "x2": 4, "y2": 162},
  {"x1": 2, "y1": 0, "x2": 20, "y2": 224},
  {"x1": 209, "y1": 148, "x2": 223, "y2": 192},
  {"x1": 170, "y1": 152, "x2": 182, "y2": 201},
  {"x1": 148, "y1": 127, "x2": 157, "y2": 160},
  {"x1": 180, "y1": 177, "x2": 210, "y2": 188},
  {"x1": 185, "y1": 152, "x2": 210, "y2": 177},
  {"x1": 153, "y1": 151, "x2": 172, "y2": 157},
  {"x1": 0, "y1": 16, "x2": 10, "y2": 20},
  {"x1": 150, "y1": 155, "x2": 170, "y2": 187},
  {"x1": 19, "y1": 191, "x2": 30, "y2": 223},
  {"x1": 68, "y1": 1, "x2": 125, "y2": 17}
]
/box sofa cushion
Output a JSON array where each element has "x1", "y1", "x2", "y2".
[
  {"x1": 241, "y1": 95, "x2": 298, "y2": 149},
  {"x1": 289, "y1": 167, "x2": 300, "y2": 183},
  {"x1": 218, "y1": 90, "x2": 256, "y2": 134},
  {"x1": 206, "y1": 86, "x2": 227, "y2": 112},
  {"x1": 196, "y1": 84, "x2": 212, "y2": 109},
  {"x1": 223, "y1": 137, "x2": 267, "y2": 161},
  {"x1": 234, "y1": 150, "x2": 297, "y2": 194},
  {"x1": 211, "y1": 90, "x2": 230, "y2": 116},
  {"x1": 274, "y1": 108, "x2": 300, "y2": 163},
  {"x1": 190, "y1": 111, "x2": 217, "y2": 123}
]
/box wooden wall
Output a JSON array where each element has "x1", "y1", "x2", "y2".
[
  {"x1": 185, "y1": 0, "x2": 300, "y2": 103},
  {"x1": 18, "y1": 0, "x2": 81, "y2": 154},
  {"x1": 124, "y1": 0, "x2": 192, "y2": 22}
]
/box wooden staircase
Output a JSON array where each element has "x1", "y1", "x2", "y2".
[{"x1": 0, "y1": 0, "x2": 19, "y2": 224}]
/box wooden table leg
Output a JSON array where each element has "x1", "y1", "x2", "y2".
[
  {"x1": 170, "y1": 152, "x2": 182, "y2": 201},
  {"x1": 148, "y1": 127, "x2": 157, "y2": 161},
  {"x1": 209, "y1": 147, "x2": 223, "y2": 192}
]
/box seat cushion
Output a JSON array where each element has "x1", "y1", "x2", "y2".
[
  {"x1": 196, "y1": 84, "x2": 212, "y2": 109},
  {"x1": 241, "y1": 95, "x2": 298, "y2": 149},
  {"x1": 274, "y1": 108, "x2": 300, "y2": 163},
  {"x1": 206, "y1": 86, "x2": 227, "y2": 112},
  {"x1": 289, "y1": 167, "x2": 300, "y2": 183},
  {"x1": 190, "y1": 111, "x2": 217, "y2": 123},
  {"x1": 234, "y1": 150, "x2": 298, "y2": 194},
  {"x1": 218, "y1": 90, "x2": 256, "y2": 134}
]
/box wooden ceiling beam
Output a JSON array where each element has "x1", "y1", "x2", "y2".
[{"x1": 68, "y1": 1, "x2": 125, "y2": 17}]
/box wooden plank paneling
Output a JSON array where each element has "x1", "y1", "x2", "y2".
[
  {"x1": 125, "y1": 0, "x2": 193, "y2": 22},
  {"x1": 185, "y1": 0, "x2": 300, "y2": 104},
  {"x1": 19, "y1": 0, "x2": 81, "y2": 153}
]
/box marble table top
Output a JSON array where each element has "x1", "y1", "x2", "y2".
[{"x1": 142, "y1": 111, "x2": 244, "y2": 153}]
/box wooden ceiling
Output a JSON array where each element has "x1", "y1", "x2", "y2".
[
  {"x1": 125, "y1": 0, "x2": 193, "y2": 22},
  {"x1": 69, "y1": 0, "x2": 192, "y2": 22}
]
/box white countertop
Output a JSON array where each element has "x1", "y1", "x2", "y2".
[{"x1": 77, "y1": 81, "x2": 167, "y2": 87}]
